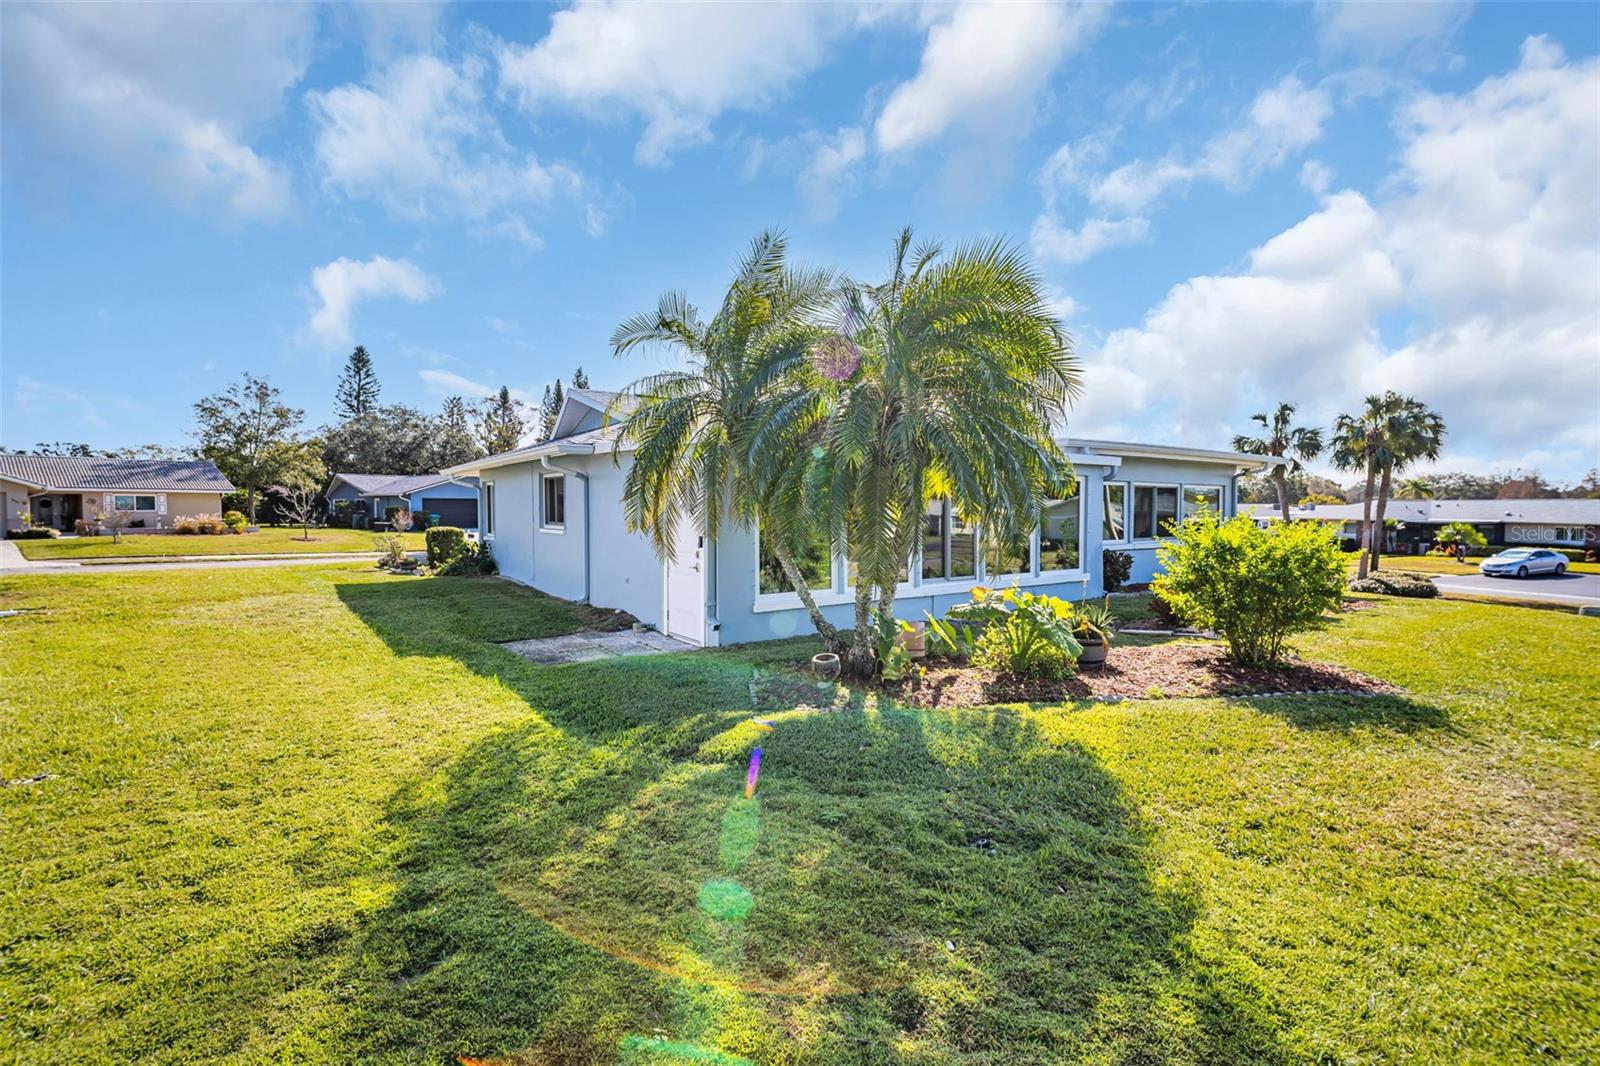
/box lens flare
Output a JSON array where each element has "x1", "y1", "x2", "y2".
[{"x1": 744, "y1": 747, "x2": 762, "y2": 799}]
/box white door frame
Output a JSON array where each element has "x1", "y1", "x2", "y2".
[{"x1": 662, "y1": 515, "x2": 707, "y2": 646}]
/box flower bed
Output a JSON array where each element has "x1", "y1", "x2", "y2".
[{"x1": 889, "y1": 642, "x2": 1399, "y2": 707}]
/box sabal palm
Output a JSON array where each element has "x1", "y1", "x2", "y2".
[
  {"x1": 1331, "y1": 392, "x2": 1445, "y2": 579},
  {"x1": 1397, "y1": 476, "x2": 1435, "y2": 500},
  {"x1": 610, "y1": 232, "x2": 840, "y2": 637},
  {"x1": 1232, "y1": 402, "x2": 1323, "y2": 522},
  {"x1": 756, "y1": 229, "x2": 1080, "y2": 672},
  {"x1": 1368, "y1": 397, "x2": 1445, "y2": 572}
]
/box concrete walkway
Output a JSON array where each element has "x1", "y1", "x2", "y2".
[
  {"x1": 501, "y1": 629, "x2": 696, "y2": 664},
  {"x1": 0, "y1": 539, "x2": 420, "y2": 576}
]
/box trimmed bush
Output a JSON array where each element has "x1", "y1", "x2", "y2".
[
  {"x1": 1102, "y1": 549, "x2": 1133, "y2": 593},
  {"x1": 1550, "y1": 548, "x2": 1586, "y2": 563},
  {"x1": 1349, "y1": 572, "x2": 1439, "y2": 598},
  {"x1": 7, "y1": 527, "x2": 60, "y2": 540},
  {"x1": 436, "y1": 540, "x2": 496, "y2": 576},
  {"x1": 426, "y1": 526, "x2": 467, "y2": 567},
  {"x1": 1153, "y1": 512, "x2": 1345, "y2": 667},
  {"x1": 223, "y1": 511, "x2": 248, "y2": 534}
]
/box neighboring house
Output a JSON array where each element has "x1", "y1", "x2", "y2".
[
  {"x1": 0, "y1": 455, "x2": 235, "y2": 534},
  {"x1": 324, "y1": 472, "x2": 481, "y2": 529},
  {"x1": 443, "y1": 389, "x2": 1285, "y2": 647},
  {"x1": 1240, "y1": 498, "x2": 1600, "y2": 552}
]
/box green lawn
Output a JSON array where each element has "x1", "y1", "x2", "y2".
[
  {"x1": 2, "y1": 568, "x2": 1596, "y2": 1064},
  {"x1": 11, "y1": 525, "x2": 427, "y2": 560}
]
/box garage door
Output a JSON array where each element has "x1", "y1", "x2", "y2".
[{"x1": 420, "y1": 497, "x2": 479, "y2": 529}]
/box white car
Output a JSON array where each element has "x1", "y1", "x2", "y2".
[{"x1": 1479, "y1": 548, "x2": 1569, "y2": 578}]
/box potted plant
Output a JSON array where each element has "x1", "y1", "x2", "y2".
[
  {"x1": 1073, "y1": 598, "x2": 1115, "y2": 668},
  {"x1": 811, "y1": 652, "x2": 841, "y2": 680}
]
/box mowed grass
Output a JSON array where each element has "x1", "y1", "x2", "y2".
[
  {"x1": 1, "y1": 568, "x2": 1597, "y2": 1064},
  {"x1": 11, "y1": 525, "x2": 426, "y2": 560}
]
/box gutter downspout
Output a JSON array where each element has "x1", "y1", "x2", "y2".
[{"x1": 540, "y1": 455, "x2": 591, "y2": 603}]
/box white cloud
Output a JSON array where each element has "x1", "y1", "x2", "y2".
[
  {"x1": 874, "y1": 0, "x2": 1109, "y2": 154},
  {"x1": 308, "y1": 53, "x2": 595, "y2": 239},
  {"x1": 1034, "y1": 75, "x2": 1333, "y2": 265},
  {"x1": 309, "y1": 256, "x2": 441, "y2": 348},
  {"x1": 497, "y1": 1, "x2": 862, "y2": 165},
  {"x1": 13, "y1": 376, "x2": 108, "y2": 430},
  {"x1": 1, "y1": 3, "x2": 311, "y2": 219},
  {"x1": 1031, "y1": 215, "x2": 1151, "y2": 264},
  {"x1": 797, "y1": 127, "x2": 866, "y2": 222},
  {"x1": 1315, "y1": 0, "x2": 1472, "y2": 58},
  {"x1": 1067, "y1": 39, "x2": 1600, "y2": 479},
  {"x1": 1299, "y1": 159, "x2": 1334, "y2": 195}
]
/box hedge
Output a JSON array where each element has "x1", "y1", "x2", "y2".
[{"x1": 426, "y1": 526, "x2": 467, "y2": 567}]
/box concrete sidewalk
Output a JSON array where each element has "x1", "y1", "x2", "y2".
[{"x1": 501, "y1": 629, "x2": 696, "y2": 664}]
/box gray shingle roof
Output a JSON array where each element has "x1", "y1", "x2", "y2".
[
  {"x1": 331, "y1": 472, "x2": 452, "y2": 497},
  {"x1": 0, "y1": 455, "x2": 234, "y2": 492},
  {"x1": 1244, "y1": 498, "x2": 1600, "y2": 524}
]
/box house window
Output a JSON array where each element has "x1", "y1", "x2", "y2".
[
  {"x1": 1181, "y1": 485, "x2": 1221, "y2": 520},
  {"x1": 919, "y1": 500, "x2": 976, "y2": 582},
  {"x1": 987, "y1": 528, "x2": 1032, "y2": 577},
  {"x1": 1103, "y1": 482, "x2": 1127, "y2": 542},
  {"x1": 757, "y1": 525, "x2": 833, "y2": 594},
  {"x1": 541, "y1": 474, "x2": 565, "y2": 529},
  {"x1": 1040, "y1": 491, "x2": 1082, "y2": 571},
  {"x1": 114, "y1": 495, "x2": 157, "y2": 511},
  {"x1": 1132, "y1": 485, "x2": 1179, "y2": 540},
  {"x1": 483, "y1": 482, "x2": 495, "y2": 536}
]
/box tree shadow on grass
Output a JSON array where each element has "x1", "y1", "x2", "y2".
[{"x1": 1233, "y1": 692, "x2": 1455, "y2": 734}]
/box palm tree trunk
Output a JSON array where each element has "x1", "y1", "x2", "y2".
[
  {"x1": 846, "y1": 577, "x2": 876, "y2": 678},
  {"x1": 1356, "y1": 459, "x2": 1377, "y2": 581},
  {"x1": 770, "y1": 538, "x2": 839, "y2": 648},
  {"x1": 1273, "y1": 467, "x2": 1291, "y2": 523},
  {"x1": 1370, "y1": 464, "x2": 1393, "y2": 573}
]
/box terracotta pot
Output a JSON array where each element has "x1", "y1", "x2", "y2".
[
  {"x1": 1077, "y1": 635, "x2": 1108, "y2": 668},
  {"x1": 811, "y1": 652, "x2": 841, "y2": 680},
  {"x1": 896, "y1": 621, "x2": 928, "y2": 659}
]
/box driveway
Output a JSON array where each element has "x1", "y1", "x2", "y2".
[{"x1": 1432, "y1": 570, "x2": 1600, "y2": 607}]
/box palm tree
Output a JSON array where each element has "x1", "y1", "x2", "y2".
[
  {"x1": 764, "y1": 230, "x2": 1081, "y2": 675},
  {"x1": 1396, "y1": 476, "x2": 1435, "y2": 500},
  {"x1": 1331, "y1": 393, "x2": 1446, "y2": 579},
  {"x1": 1368, "y1": 397, "x2": 1445, "y2": 572},
  {"x1": 1232, "y1": 403, "x2": 1323, "y2": 522},
  {"x1": 610, "y1": 232, "x2": 843, "y2": 644}
]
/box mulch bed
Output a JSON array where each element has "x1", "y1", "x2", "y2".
[{"x1": 889, "y1": 642, "x2": 1401, "y2": 707}]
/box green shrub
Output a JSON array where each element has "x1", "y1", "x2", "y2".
[
  {"x1": 436, "y1": 540, "x2": 496, "y2": 576},
  {"x1": 7, "y1": 527, "x2": 60, "y2": 540},
  {"x1": 222, "y1": 511, "x2": 248, "y2": 534},
  {"x1": 963, "y1": 587, "x2": 1083, "y2": 679},
  {"x1": 1349, "y1": 572, "x2": 1439, "y2": 598},
  {"x1": 871, "y1": 612, "x2": 915, "y2": 680},
  {"x1": 1153, "y1": 512, "x2": 1345, "y2": 667},
  {"x1": 1102, "y1": 549, "x2": 1133, "y2": 592},
  {"x1": 426, "y1": 526, "x2": 467, "y2": 567}
]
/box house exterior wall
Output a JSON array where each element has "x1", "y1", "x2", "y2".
[
  {"x1": 1096, "y1": 457, "x2": 1241, "y2": 585},
  {"x1": 49, "y1": 491, "x2": 225, "y2": 531},
  {"x1": 2, "y1": 479, "x2": 36, "y2": 532},
  {"x1": 481, "y1": 463, "x2": 538, "y2": 585}
]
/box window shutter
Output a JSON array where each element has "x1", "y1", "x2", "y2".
[
  {"x1": 157, "y1": 495, "x2": 167, "y2": 515},
  {"x1": 103, "y1": 494, "x2": 113, "y2": 513}
]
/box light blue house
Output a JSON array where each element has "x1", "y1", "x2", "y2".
[
  {"x1": 324, "y1": 472, "x2": 480, "y2": 530},
  {"x1": 444, "y1": 390, "x2": 1284, "y2": 647}
]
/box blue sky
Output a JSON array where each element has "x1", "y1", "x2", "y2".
[{"x1": 3, "y1": 1, "x2": 1597, "y2": 482}]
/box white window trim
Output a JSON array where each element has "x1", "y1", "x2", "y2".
[
  {"x1": 1038, "y1": 491, "x2": 1086, "y2": 577},
  {"x1": 113, "y1": 494, "x2": 158, "y2": 512},
  {"x1": 1128, "y1": 482, "x2": 1181, "y2": 546},
  {"x1": 917, "y1": 500, "x2": 980, "y2": 586},
  {"x1": 752, "y1": 526, "x2": 837, "y2": 602},
  {"x1": 1102, "y1": 480, "x2": 1130, "y2": 544},
  {"x1": 539, "y1": 473, "x2": 566, "y2": 533},
  {"x1": 482, "y1": 481, "x2": 496, "y2": 540},
  {"x1": 1180, "y1": 484, "x2": 1223, "y2": 521}
]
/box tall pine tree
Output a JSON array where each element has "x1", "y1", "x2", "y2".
[
  {"x1": 540, "y1": 379, "x2": 564, "y2": 440},
  {"x1": 432, "y1": 396, "x2": 482, "y2": 469},
  {"x1": 571, "y1": 366, "x2": 590, "y2": 390},
  {"x1": 475, "y1": 386, "x2": 527, "y2": 455},
  {"x1": 334, "y1": 346, "x2": 381, "y2": 419}
]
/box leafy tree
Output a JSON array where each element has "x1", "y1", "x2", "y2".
[
  {"x1": 612, "y1": 232, "x2": 842, "y2": 644},
  {"x1": 432, "y1": 396, "x2": 482, "y2": 470},
  {"x1": 1232, "y1": 402, "x2": 1323, "y2": 523},
  {"x1": 1153, "y1": 512, "x2": 1345, "y2": 667},
  {"x1": 192, "y1": 373, "x2": 306, "y2": 522},
  {"x1": 334, "y1": 346, "x2": 381, "y2": 419},
  {"x1": 1298, "y1": 492, "x2": 1345, "y2": 506},
  {"x1": 319, "y1": 405, "x2": 436, "y2": 475},
  {"x1": 475, "y1": 386, "x2": 528, "y2": 455},
  {"x1": 572, "y1": 366, "x2": 590, "y2": 390},
  {"x1": 1496, "y1": 470, "x2": 1555, "y2": 499}
]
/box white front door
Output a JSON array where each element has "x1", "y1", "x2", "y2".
[{"x1": 665, "y1": 511, "x2": 706, "y2": 645}]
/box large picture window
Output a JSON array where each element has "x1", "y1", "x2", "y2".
[
  {"x1": 1182, "y1": 485, "x2": 1221, "y2": 520},
  {"x1": 758, "y1": 526, "x2": 833, "y2": 594},
  {"x1": 1040, "y1": 491, "x2": 1081, "y2": 571},
  {"x1": 987, "y1": 528, "x2": 1032, "y2": 576},
  {"x1": 1103, "y1": 482, "x2": 1127, "y2": 542},
  {"x1": 114, "y1": 495, "x2": 157, "y2": 511},
  {"x1": 541, "y1": 475, "x2": 565, "y2": 529},
  {"x1": 1132, "y1": 485, "x2": 1179, "y2": 539}
]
